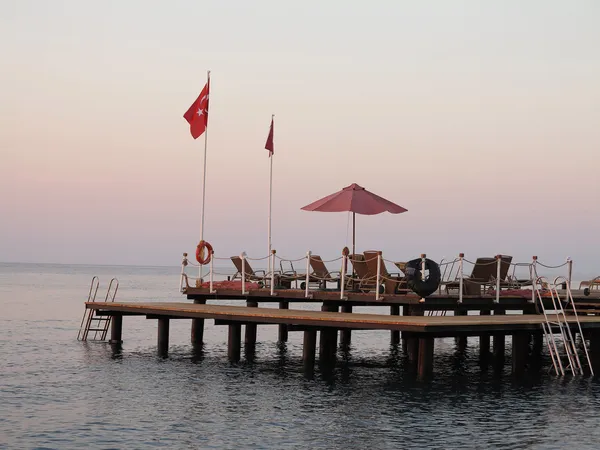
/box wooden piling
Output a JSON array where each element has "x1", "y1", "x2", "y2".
[
  {"x1": 390, "y1": 305, "x2": 400, "y2": 345},
  {"x1": 245, "y1": 301, "x2": 258, "y2": 349},
  {"x1": 303, "y1": 329, "x2": 317, "y2": 377},
  {"x1": 417, "y1": 336, "x2": 434, "y2": 378},
  {"x1": 319, "y1": 304, "x2": 338, "y2": 363},
  {"x1": 401, "y1": 305, "x2": 410, "y2": 353},
  {"x1": 191, "y1": 299, "x2": 206, "y2": 346},
  {"x1": 278, "y1": 302, "x2": 289, "y2": 343},
  {"x1": 512, "y1": 333, "x2": 529, "y2": 375},
  {"x1": 157, "y1": 317, "x2": 170, "y2": 357},
  {"x1": 407, "y1": 307, "x2": 423, "y2": 362},
  {"x1": 455, "y1": 309, "x2": 467, "y2": 349},
  {"x1": 228, "y1": 323, "x2": 242, "y2": 363},
  {"x1": 340, "y1": 304, "x2": 352, "y2": 347},
  {"x1": 110, "y1": 314, "x2": 123, "y2": 345},
  {"x1": 493, "y1": 309, "x2": 506, "y2": 369},
  {"x1": 479, "y1": 310, "x2": 490, "y2": 362},
  {"x1": 588, "y1": 330, "x2": 600, "y2": 374}
]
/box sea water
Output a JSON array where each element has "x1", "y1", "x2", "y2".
[{"x1": 2, "y1": 262, "x2": 600, "y2": 449}]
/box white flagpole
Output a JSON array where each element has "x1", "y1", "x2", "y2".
[
  {"x1": 267, "y1": 114, "x2": 274, "y2": 274},
  {"x1": 199, "y1": 70, "x2": 210, "y2": 280}
]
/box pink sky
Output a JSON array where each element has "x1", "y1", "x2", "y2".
[{"x1": 1, "y1": 1, "x2": 599, "y2": 276}]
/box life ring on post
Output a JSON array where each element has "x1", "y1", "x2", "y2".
[
  {"x1": 195, "y1": 240, "x2": 213, "y2": 265},
  {"x1": 404, "y1": 258, "x2": 441, "y2": 298}
]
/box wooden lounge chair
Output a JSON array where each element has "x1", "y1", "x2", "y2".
[
  {"x1": 363, "y1": 250, "x2": 407, "y2": 295},
  {"x1": 349, "y1": 254, "x2": 374, "y2": 292},
  {"x1": 308, "y1": 255, "x2": 341, "y2": 289},
  {"x1": 230, "y1": 256, "x2": 268, "y2": 285},
  {"x1": 445, "y1": 256, "x2": 513, "y2": 295},
  {"x1": 580, "y1": 276, "x2": 600, "y2": 291}
]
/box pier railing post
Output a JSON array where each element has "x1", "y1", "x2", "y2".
[
  {"x1": 305, "y1": 251, "x2": 311, "y2": 298},
  {"x1": 209, "y1": 250, "x2": 215, "y2": 293},
  {"x1": 376, "y1": 251, "x2": 382, "y2": 301},
  {"x1": 495, "y1": 254, "x2": 501, "y2": 304},
  {"x1": 567, "y1": 257, "x2": 573, "y2": 291},
  {"x1": 420, "y1": 253, "x2": 426, "y2": 302},
  {"x1": 530, "y1": 256, "x2": 537, "y2": 303},
  {"x1": 458, "y1": 253, "x2": 464, "y2": 304},
  {"x1": 180, "y1": 253, "x2": 188, "y2": 293},
  {"x1": 340, "y1": 254, "x2": 346, "y2": 300},
  {"x1": 270, "y1": 250, "x2": 276, "y2": 296},
  {"x1": 241, "y1": 251, "x2": 247, "y2": 295}
]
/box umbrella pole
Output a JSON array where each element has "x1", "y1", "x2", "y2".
[{"x1": 352, "y1": 212, "x2": 356, "y2": 291}]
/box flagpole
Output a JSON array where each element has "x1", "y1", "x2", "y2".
[
  {"x1": 267, "y1": 114, "x2": 274, "y2": 275},
  {"x1": 200, "y1": 70, "x2": 210, "y2": 280}
]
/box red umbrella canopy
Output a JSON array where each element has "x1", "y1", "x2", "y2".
[{"x1": 301, "y1": 183, "x2": 407, "y2": 215}]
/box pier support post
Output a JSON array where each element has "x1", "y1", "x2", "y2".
[
  {"x1": 191, "y1": 299, "x2": 206, "y2": 346},
  {"x1": 390, "y1": 305, "x2": 400, "y2": 345},
  {"x1": 407, "y1": 307, "x2": 423, "y2": 362},
  {"x1": 228, "y1": 323, "x2": 242, "y2": 363},
  {"x1": 588, "y1": 330, "x2": 600, "y2": 374},
  {"x1": 455, "y1": 309, "x2": 467, "y2": 350},
  {"x1": 512, "y1": 333, "x2": 529, "y2": 376},
  {"x1": 319, "y1": 304, "x2": 339, "y2": 364},
  {"x1": 110, "y1": 314, "x2": 123, "y2": 345},
  {"x1": 417, "y1": 336, "x2": 434, "y2": 379},
  {"x1": 303, "y1": 329, "x2": 317, "y2": 378},
  {"x1": 245, "y1": 301, "x2": 258, "y2": 353},
  {"x1": 278, "y1": 302, "x2": 289, "y2": 343},
  {"x1": 340, "y1": 304, "x2": 352, "y2": 347},
  {"x1": 402, "y1": 305, "x2": 410, "y2": 353},
  {"x1": 479, "y1": 310, "x2": 490, "y2": 363},
  {"x1": 493, "y1": 310, "x2": 506, "y2": 370},
  {"x1": 157, "y1": 317, "x2": 170, "y2": 357}
]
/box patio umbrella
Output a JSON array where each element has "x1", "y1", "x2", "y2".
[{"x1": 300, "y1": 183, "x2": 407, "y2": 256}]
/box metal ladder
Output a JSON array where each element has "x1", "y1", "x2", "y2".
[
  {"x1": 77, "y1": 277, "x2": 119, "y2": 341},
  {"x1": 534, "y1": 276, "x2": 593, "y2": 376}
]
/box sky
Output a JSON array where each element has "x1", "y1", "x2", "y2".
[{"x1": 1, "y1": 0, "x2": 599, "y2": 277}]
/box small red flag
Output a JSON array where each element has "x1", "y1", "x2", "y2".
[
  {"x1": 183, "y1": 80, "x2": 210, "y2": 139},
  {"x1": 265, "y1": 117, "x2": 274, "y2": 156}
]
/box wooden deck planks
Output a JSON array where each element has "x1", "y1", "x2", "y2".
[{"x1": 87, "y1": 302, "x2": 600, "y2": 336}]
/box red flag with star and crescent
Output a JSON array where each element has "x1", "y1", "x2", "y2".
[
  {"x1": 265, "y1": 117, "x2": 274, "y2": 156},
  {"x1": 183, "y1": 80, "x2": 210, "y2": 139}
]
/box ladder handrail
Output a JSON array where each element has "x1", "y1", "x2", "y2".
[
  {"x1": 555, "y1": 276, "x2": 594, "y2": 376},
  {"x1": 78, "y1": 277, "x2": 119, "y2": 342},
  {"x1": 535, "y1": 276, "x2": 564, "y2": 375}
]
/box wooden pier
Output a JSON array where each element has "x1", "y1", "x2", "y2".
[{"x1": 87, "y1": 297, "x2": 600, "y2": 379}]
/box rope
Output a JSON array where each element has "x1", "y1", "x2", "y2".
[
  {"x1": 274, "y1": 255, "x2": 308, "y2": 263},
  {"x1": 536, "y1": 261, "x2": 569, "y2": 269},
  {"x1": 246, "y1": 255, "x2": 271, "y2": 261},
  {"x1": 314, "y1": 256, "x2": 343, "y2": 264}
]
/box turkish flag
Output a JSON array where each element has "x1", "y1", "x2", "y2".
[
  {"x1": 183, "y1": 81, "x2": 210, "y2": 139},
  {"x1": 265, "y1": 117, "x2": 274, "y2": 156}
]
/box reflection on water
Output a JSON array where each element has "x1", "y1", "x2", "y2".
[{"x1": 2, "y1": 263, "x2": 600, "y2": 449}]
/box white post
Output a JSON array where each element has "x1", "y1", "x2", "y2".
[
  {"x1": 199, "y1": 70, "x2": 211, "y2": 281},
  {"x1": 567, "y1": 257, "x2": 572, "y2": 291},
  {"x1": 267, "y1": 119, "x2": 274, "y2": 275},
  {"x1": 458, "y1": 253, "x2": 464, "y2": 304},
  {"x1": 531, "y1": 256, "x2": 537, "y2": 303},
  {"x1": 340, "y1": 254, "x2": 346, "y2": 300},
  {"x1": 270, "y1": 250, "x2": 276, "y2": 296},
  {"x1": 495, "y1": 254, "x2": 501, "y2": 304},
  {"x1": 180, "y1": 252, "x2": 188, "y2": 293},
  {"x1": 305, "y1": 251, "x2": 311, "y2": 298},
  {"x1": 209, "y1": 251, "x2": 215, "y2": 293},
  {"x1": 421, "y1": 253, "x2": 426, "y2": 281},
  {"x1": 241, "y1": 251, "x2": 247, "y2": 295},
  {"x1": 376, "y1": 251, "x2": 382, "y2": 301}
]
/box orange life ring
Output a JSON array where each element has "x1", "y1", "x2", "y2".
[{"x1": 196, "y1": 240, "x2": 213, "y2": 265}]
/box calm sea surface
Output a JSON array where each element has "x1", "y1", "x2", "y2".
[{"x1": 2, "y1": 262, "x2": 600, "y2": 449}]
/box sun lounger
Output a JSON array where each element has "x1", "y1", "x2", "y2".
[
  {"x1": 308, "y1": 255, "x2": 341, "y2": 289},
  {"x1": 580, "y1": 276, "x2": 600, "y2": 290},
  {"x1": 230, "y1": 256, "x2": 268, "y2": 285},
  {"x1": 363, "y1": 251, "x2": 407, "y2": 295},
  {"x1": 445, "y1": 256, "x2": 513, "y2": 295}
]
